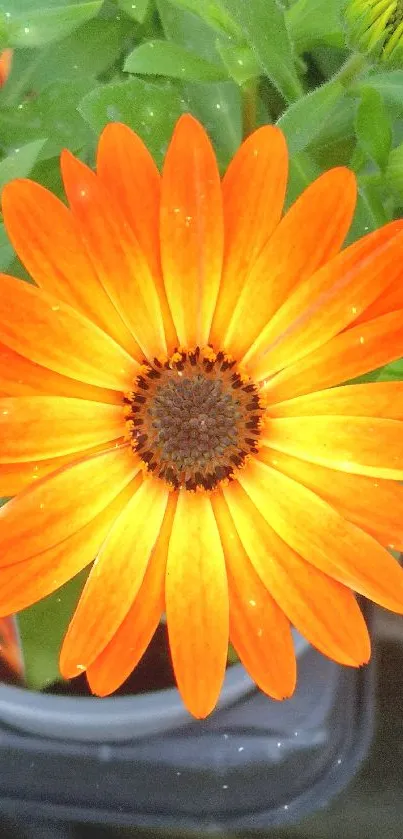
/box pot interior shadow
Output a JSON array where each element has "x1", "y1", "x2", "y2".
[{"x1": 43, "y1": 624, "x2": 176, "y2": 697}]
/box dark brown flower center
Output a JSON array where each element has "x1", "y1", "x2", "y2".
[{"x1": 125, "y1": 347, "x2": 264, "y2": 491}]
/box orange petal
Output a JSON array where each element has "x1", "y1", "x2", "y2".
[
  {"x1": 60, "y1": 477, "x2": 169, "y2": 677},
  {"x1": 0, "y1": 445, "x2": 139, "y2": 566},
  {"x1": 211, "y1": 492, "x2": 296, "y2": 699},
  {"x1": 0, "y1": 397, "x2": 124, "y2": 462},
  {"x1": 221, "y1": 167, "x2": 356, "y2": 359},
  {"x1": 353, "y1": 273, "x2": 403, "y2": 326},
  {"x1": 0, "y1": 273, "x2": 139, "y2": 391},
  {"x1": 263, "y1": 415, "x2": 403, "y2": 479},
  {"x1": 1, "y1": 179, "x2": 141, "y2": 359},
  {"x1": 245, "y1": 221, "x2": 403, "y2": 381},
  {"x1": 61, "y1": 150, "x2": 166, "y2": 360},
  {"x1": 86, "y1": 494, "x2": 177, "y2": 696},
  {"x1": 0, "y1": 342, "x2": 120, "y2": 404},
  {"x1": 160, "y1": 114, "x2": 223, "y2": 348},
  {"x1": 238, "y1": 457, "x2": 403, "y2": 612},
  {"x1": 0, "y1": 49, "x2": 12, "y2": 88},
  {"x1": 96, "y1": 122, "x2": 178, "y2": 352},
  {"x1": 269, "y1": 382, "x2": 403, "y2": 418},
  {"x1": 209, "y1": 126, "x2": 288, "y2": 346},
  {"x1": 0, "y1": 441, "x2": 122, "y2": 496},
  {"x1": 223, "y1": 480, "x2": 370, "y2": 667},
  {"x1": 0, "y1": 481, "x2": 136, "y2": 616},
  {"x1": 165, "y1": 490, "x2": 228, "y2": 718},
  {"x1": 259, "y1": 447, "x2": 403, "y2": 550},
  {"x1": 264, "y1": 309, "x2": 403, "y2": 403}
]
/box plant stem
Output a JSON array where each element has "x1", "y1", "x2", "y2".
[
  {"x1": 334, "y1": 52, "x2": 368, "y2": 87},
  {"x1": 241, "y1": 78, "x2": 258, "y2": 138}
]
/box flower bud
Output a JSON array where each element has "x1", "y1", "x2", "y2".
[{"x1": 345, "y1": 0, "x2": 403, "y2": 65}]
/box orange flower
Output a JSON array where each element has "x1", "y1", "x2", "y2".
[
  {"x1": 1, "y1": 114, "x2": 403, "y2": 718},
  {"x1": 0, "y1": 49, "x2": 13, "y2": 88}
]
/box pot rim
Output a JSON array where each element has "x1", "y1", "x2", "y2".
[{"x1": 0, "y1": 631, "x2": 309, "y2": 742}]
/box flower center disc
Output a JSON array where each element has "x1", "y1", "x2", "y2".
[{"x1": 125, "y1": 347, "x2": 263, "y2": 491}]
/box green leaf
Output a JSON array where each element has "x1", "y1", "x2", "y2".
[
  {"x1": 353, "y1": 358, "x2": 403, "y2": 384},
  {"x1": 0, "y1": 225, "x2": 14, "y2": 273},
  {"x1": 0, "y1": 138, "x2": 46, "y2": 189},
  {"x1": 386, "y1": 141, "x2": 403, "y2": 200},
  {"x1": 220, "y1": 0, "x2": 303, "y2": 102},
  {"x1": 117, "y1": 0, "x2": 150, "y2": 22},
  {"x1": 285, "y1": 150, "x2": 321, "y2": 208},
  {"x1": 3, "y1": 1, "x2": 103, "y2": 48},
  {"x1": 183, "y1": 80, "x2": 241, "y2": 169},
  {"x1": 157, "y1": 0, "x2": 228, "y2": 63},
  {"x1": 354, "y1": 71, "x2": 403, "y2": 113},
  {"x1": 1, "y1": 78, "x2": 95, "y2": 159},
  {"x1": 124, "y1": 39, "x2": 227, "y2": 81},
  {"x1": 3, "y1": 16, "x2": 137, "y2": 103},
  {"x1": 79, "y1": 77, "x2": 185, "y2": 166},
  {"x1": 308, "y1": 94, "x2": 356, "y2": 168},
  {"x1": 377, "y1": 359, "x2": 403, "y2": 381},
  {"x1": 286, "y1": 0, "x2": 344, "y2": 53},
  {"x1": 346, "y1": 184, "x2": 390, "y2": 244},
  {"x1": 277, "y1": 79, "x2": 345, "y2": 156},
  {"x1": 162, "y1": 0, "x2": 241, "y2": 38},
  {"x1": 216, "y1": 40, "x2": 260, "y2": 86},
  {"x1": 355, "y1": 87, "x2": 392, "y2": 170},
  {"x1": 18, "y1": 570, "x2": 88, "y2": 691}
]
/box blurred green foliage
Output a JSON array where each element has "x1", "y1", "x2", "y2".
[
  {"x1": 1, "y1": 0, "x2": 403, "y2": 688},
  {"x1": 2, "y1": 0, "x2": 403, "y2": 251}
]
